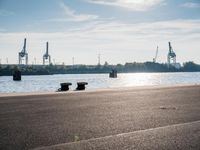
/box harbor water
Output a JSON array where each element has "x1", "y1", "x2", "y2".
[{"x1": 0, "y1": 72, "x2": 200, "y2": 93}]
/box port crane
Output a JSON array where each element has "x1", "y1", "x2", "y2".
[
  {"x1": 43, "y1": 42, "x2": 51, "y2": 65},
  {"x1": 153, "y1": 46, "x2": 159, "y2": 63},
  {"x1": 18, "y1": 38, "x2": 28, "y2": 65},
  {"x1": 98, "y1": 53, "x2": 101, "y2": 66},
  {"x1": 167, "y1": 42, "x2": 176, "y2": 65}
]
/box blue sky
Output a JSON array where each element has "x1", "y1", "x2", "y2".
[{"x1": 0, "y1": 0, "x2": 200, "y2": 65}]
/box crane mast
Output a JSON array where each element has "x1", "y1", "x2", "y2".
[
  {"x1": 153, "y1": 46, "x2": 158, "y2": 63},
  {"x1": 18, "y1": 38, "x2": 28, "y2": 65},
  {"x1": 43, "y1": 42, "x2": 51, "y2": 65},
  {"x1": 167, "y1": 42, "x2": 176, "y2": 65}
]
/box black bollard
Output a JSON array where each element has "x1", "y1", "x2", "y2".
[
  {"x1": 60, "y1": 83, "x2": 72, "y2": 91},
  {"x1": 76, "y1": 82, "x2": 88, "y2": 90}
]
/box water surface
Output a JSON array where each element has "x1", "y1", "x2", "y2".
[{"x1": 0, "y1": 72, "x2": 200, "y2": 93}]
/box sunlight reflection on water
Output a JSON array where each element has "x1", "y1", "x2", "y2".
[{"x1": 0, "y1": 72, "x2": 200, "y2": 93}]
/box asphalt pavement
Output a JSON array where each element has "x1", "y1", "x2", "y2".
[{"x1": 0, "y1": 85, "x2": 200, "y2": 150}]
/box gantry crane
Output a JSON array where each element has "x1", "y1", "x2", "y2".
[
  {"x1": 153, "y1": 46, "x2": 158, "y2": 63},
  {"x1": 167, "y1": 42, "x2": 176, "y2": 65},
  {"x1": 18, "y1": 38, "x2": 28, "y2": 65},
  {"x1": 43, "y1": 42, "x2": 51, "y2": 65}
]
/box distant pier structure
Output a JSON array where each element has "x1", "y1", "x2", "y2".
[
  {"x1": 167, "y1": 42, "x2": 176, "y2": 65},
  {"x1": 43, "y1": 42, "x2": 51, "y2": 65},
  {"x1": 13, "y1": 70, "x2": 21, "y2": 81},
  {"x1": 109, "y1": 69, "x2": 117, "y2": 78},
  {"x1": 19, "y1": 38, "x2": 28, "y2": 65}
]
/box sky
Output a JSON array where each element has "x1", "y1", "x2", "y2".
[{"x1": 0, "y1": 0, "x2": 200, "y2": 65}]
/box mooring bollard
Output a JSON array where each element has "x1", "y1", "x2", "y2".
[
  {"x1": 76, "y1": 82, "x2": 88, "y2": 90},
  {"x1": 59, "y1": 83, "x2": 72, "y2": 91},
  {"x1": 13, "y1": 70, "x2": 21, "y2": 81}
]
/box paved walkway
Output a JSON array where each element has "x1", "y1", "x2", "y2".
[{"x1": 0, "y1": 85, "x2": 200, "y2": 150}]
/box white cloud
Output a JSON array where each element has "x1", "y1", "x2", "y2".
[
  {"x1": 52, "y1": 2, "x2": 98, "y2": 22},
  {"x1": 0, "y1": 19, "x2": 200, "y2": 64},
  {"x1": 181, "y1": 2, "x2": 200, "y2": 8},
  {"x1": 86, "y1": 0, "x2": 165, "y2": 11},
  {"x1": 72, "y1": 19, "x2": 200, "y2": 42},
  {"x1": 0, "y1": 9, "x2": 14, "y2": 16}
]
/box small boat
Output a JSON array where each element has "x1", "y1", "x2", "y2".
[{"x1": 109, "y1": 69, "x2": 117, "y2": 78}]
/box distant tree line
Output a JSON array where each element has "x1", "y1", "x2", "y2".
[{"x1": 0, "y1": 61, "x2": 200, "y2": 76}]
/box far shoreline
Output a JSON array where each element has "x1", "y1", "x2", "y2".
[
  {"x1": 0, "y1": 71, "x2": 200, "y2": 77},
  {"x1": 1, "y1": 61, "x2": 200, "y2": 76}
]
